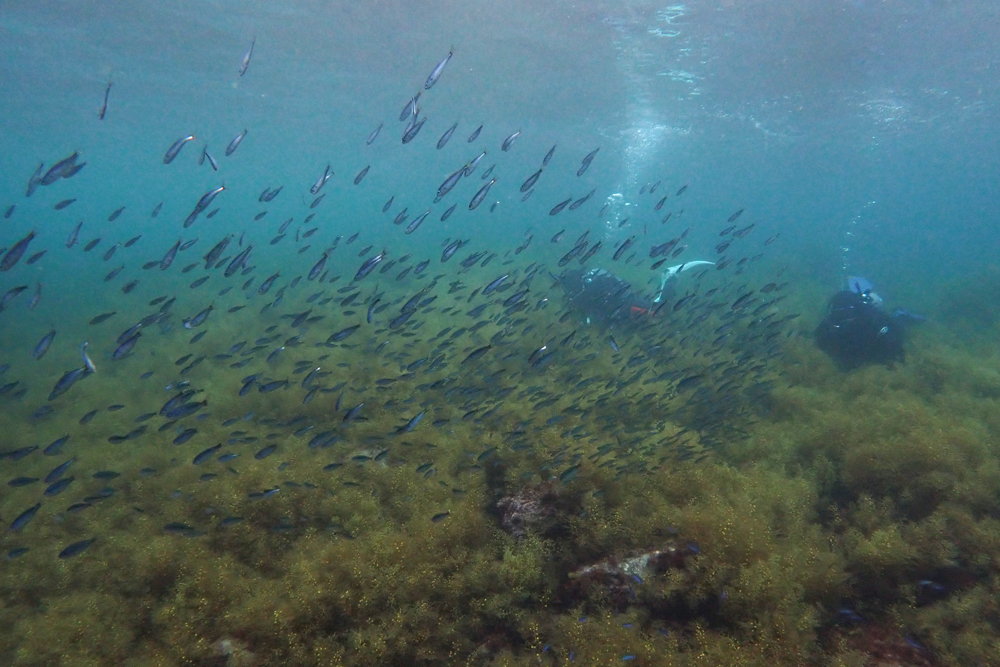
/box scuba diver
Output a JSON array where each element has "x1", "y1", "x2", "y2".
[
  {"x1": 815, "y1": 276, "x2": 924, "y2": 370},
  {"x1": 558, "y1": 261, "x2": 714, "y2": 326}
]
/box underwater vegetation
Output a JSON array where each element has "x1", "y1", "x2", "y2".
[{"x1": 1, "y1": 301, "x2": 999, "y2": 667}]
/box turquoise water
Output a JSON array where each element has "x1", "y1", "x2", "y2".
[{"x1": 2, "y1": 2, "x2": 999, "y2": 665}]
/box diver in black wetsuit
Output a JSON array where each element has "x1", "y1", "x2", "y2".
[
  {"x1": 558, "y1": 268, "x2": 654, "y2": 325},
  {"x1": 815, "y1": 278, "x2": 917, "y2": 370}
]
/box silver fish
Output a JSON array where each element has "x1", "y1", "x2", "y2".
[
  {"x1": 183, "y1": 305, "x2": 214, "y2": 329},
  {"x1": 399, "y1": 92, "x2": 421, "y2": 122},
  {"x1": 469, "y1": 178, "x2": 495, "y2": 211},
  {"x1": 225, "y1": 129, "x2": 247, "y2": 156},
  {"x1": 463, "y1": 150, "x2": 486, "y2": 177},
  {"x1": 577, "y1": 147, "x2": 599, "y2": 176},
  {"x1": 501, "y1": 130, "x2": 520, "y2": 152},
  {"x1": 437, "y1": 122, "x2": 457, "y2": 150},
  {"x1": 160, "y1": 239, "x2": 181, "y2": 270},
  {"x1": 424, "y1": 48, "x2": 453, "y2": 90},
  {"x1": 310, "y1": 164, "x2": 332, "y2": 194},
  {"x1": 33, "y1": 330, "x2": 55, "y2": 360},
  {"x1": 66, "y1": 221, "x2": 83, "y2": 248},
  {"x1": 239, "y1": 37, "x2": 255, "y2": 76},
  {"x1": 163, "y1": 136, "x2": 194, "y2": 164},
  {"x1": 436, "y1": 166, "x2": 465, "y2": 199},
  {"x1": 0, "y1": 230, "x2": 35, "y2": 272},
  {"x1": 402, "y1": 116, "x2": 427, "y2": 144},
  {"x1": 81, "y1": 342, "x2": 97, "y2": 373},
  {"x1": 41, "y1": 152, "x2": 79, "y2": 185},
  {"x1": 542, "y1": 144, "x2": 556, "y2": 167},
  {"x1": 520, "y1": 168, "x2": 542, "y2": 193}
]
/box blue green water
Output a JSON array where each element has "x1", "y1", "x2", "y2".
[{"x1": 2, "y1": 2, "x2": 999, "y2": 665}]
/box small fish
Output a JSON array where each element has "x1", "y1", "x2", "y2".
[
  {"x1": 405, "y1": 210, "x2": 430, "y2": 234},
  {"x1": 183, "y1": 305, "x2": 214, "y2": 329},
  {"x1": 501, "y1": 130, "x2": 520, "y2": 152},
  {"x1": 112, "y1": 332, "x2": 141, "y2": 359},
  {"x1": 308, "y1": 252, "x2": 328, "y2": 281},
  {"x1": 238, "y1": 36, "x2": 256, "y2": 76},
  {"x1": 66, "y1": 222, "x2": 83, "y2": 249},
  {"x1": 469, "y1": 178, "x2": 496, "y2": 210},
  {"x1": 193, "y1": 444, "x2": 222, "y2": 465},
  {"x1": 40, "y1": 152, "x2": 80, "y2": 185},
  {"x1": 9, "y1": 503, "x2": 41, "y2": 531},
  {"x1": 354, "y1": 165, "x2": 370, "y2": 185},
  {"x1": 366, "y1": 123, "x2": 382, "y2": 145},
  {"x1": 462, "y1": 345, "x2": 491, "y2": 364},
  {"x1": 329, "y1": 324, "x2": 360, "y2": 342},
  {"x1": 225, "y1": 129, "x2": 247, "y2": 156},
  {"x1": 483, "y1": 273, "x2": 509, "y2": 295},
  {"x1": 58, "y1": 538, "x2": 96, "y2": 559},
  {"x1": 728, "y1": 208, "x2": 744, "y2": 223},
  {"x1": 402, "y1": 116, "x2": 427, "y2": 144},
  {"x1": 549, "y1": 198, "x2": 572, "y2": 216},
  {"x1": 569, "y1": 189, "x2": 595, "y2": 211},
  {"x1": 577, "y1": 147, "x2": 599, "y2": 176},
  {"x1": 28, "y1": 282, "x2": 42, "y2": 309},
  {"x1": 44, "y1": 458, "x2": 75, "y2": 483},
  {"x1": 81, "y1": 342, "x2": 97, "y2": 373},
  {"x1": 160, "y1": 239, "x2": 181, "y2": 270},
  {"x1": 98, "y1": 81, "x2": 112, "y2": 119},
  {"x1": 520, "y1": 168, "x2": 542, "y2": 193},
  {"x1": 467, "y1": 124, "x2": 483, "y2": 142},
  {"x1": 163, "y1": 135, "x2": 194, "y2": 164},
  {"x1": 174, "y1": 428, "x2": 198, "y2": 445},
  {"x1": 613, "y1": 236, "x2": 634, "y2": 261},
  {"x1": 44, "y1": 476, "x2": 74, "y2": 496},
  {"x1": 258, "y1": 379, "x2": 288, "y2": 393},
  {"x1": 2, "y1": 285, "x2": 28, "y2": 311},
  {"x1": 431, "y1": 512, "x2": 450, "y2": 523},
  {"x1": 343, "y1": 402, "x2": 365, "y2": 422},
  {"x1": 310, "y1": 164, "x2": 332, "y2": 195},
  {"x1": 398, "y1": 411, "x2": 425, "y2": 433},
  {"x1": 424, "y1": 48, "x2": 453, "y2": 89},
  {"x1": 400, "y1": 92, "x2": 421, "y2": 122},
  {"x1": 203, "y1": 148, "x2": 219, "y2": 171},
  {"x1": 560, "y1": 464, "x2": 581, "y2": 484},
  {"x1": 463, "y1": 150, "x2": 486, "y2": 177},
  {"x1": 33, "y1": 330, "x2": 56, "y2": 360},
  {"x1": 436, "y1": 166, "x2": 465, "y2": 199},
  {"x1": 26, "y1": 163, "x2": 43, "y2": 196},
  {"x1": 542, "y1": 144, "x2": 556, "y2": 167},
  {"x1": 437, "y1": 122, "x2": 458, "y2": 149},
  {"x1": 354, "y1": 249, "x2": 386, "y2": 281},
  {"x1": 224, "y1": 245, "x2": 252, "y2": 277},
  {"x1": 0, "y1": 230, "x2": 35, "y2": 271},
  {"x1": 54, "y1": 199, "x2": 76, "y2": 210},
  {"x1": 89, "y1": 311, "x2": 117, "y2": 325}
]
